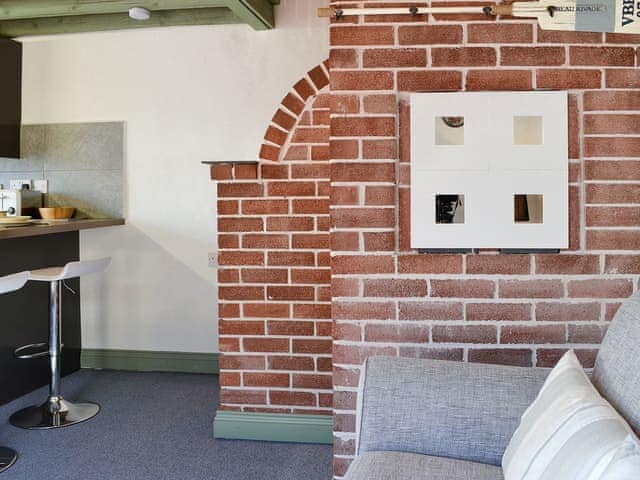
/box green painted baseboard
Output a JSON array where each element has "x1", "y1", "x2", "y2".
[
  {"x1": 214, "y1": 411, "x2": 333, "y2": 444},
  {"x1": 81, "y1": 349, "x2": 219, "y2": 374}
]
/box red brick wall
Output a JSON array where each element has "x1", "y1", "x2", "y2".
[
  {"x1": 212, "y1": 63, "x2": 333, "y2": 415},
  {"x1": 329, "y1": 3, "x2": 640, "y2": 477}
]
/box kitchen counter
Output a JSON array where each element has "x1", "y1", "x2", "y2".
[
  {"x1": 0, "y1": 218, "x2": 124, "y2": 240},
  {"x1": 0, "y1": 217, "x2": 124, "y2": 404}
]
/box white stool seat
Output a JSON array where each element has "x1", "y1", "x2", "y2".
[
  {"x1": 31, "y1": 258, "x2": 111, "y2": 282},
  {"x1": 0, "y1": 271, "x2": 30, "y2": 294},
  {"x1": 29, "y1": 267, "x2": 64, "y2": 282}
]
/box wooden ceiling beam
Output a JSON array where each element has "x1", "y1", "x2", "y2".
[
  {"x1": 0, "y1": 0, "x2": 278, "y2": 36},
  {"x1": 0, "y1": 7, "x2": 241, "y2": 37},
  {"x1": 0, "y1": 1, "x2": 231, "y2": 21},
  {"x1": 226, "y1": 0, "x2": 275, "y2": 30}
]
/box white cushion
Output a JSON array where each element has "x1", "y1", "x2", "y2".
[
  {"x1": 601, "y1": 434, "x2": 640, "y2": 480},
  {"x1": 502, "y1": 349, "x2": 640, "y2": 480}
]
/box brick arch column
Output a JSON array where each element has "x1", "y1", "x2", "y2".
[
  {"x1": 259, "y1": 60, "x2": 330, "y2": 162},
  {"x1": 211, "y1": 60, "x2": 332, "y2": 417}
]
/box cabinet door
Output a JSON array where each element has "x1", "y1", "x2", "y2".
[{"x1": 0, "y1": 38, "x2": 21, "y2": 158}]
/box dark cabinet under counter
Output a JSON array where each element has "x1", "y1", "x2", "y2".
[
  {"x1": 0, "y1": 218, "x2": 123, "y2": 404},
  {"x1": 0, "y1": 232, "x2": 80, "y2": 405},
  {"x1": 0, "y1": 37, "x2": 21, "y2": 158}
]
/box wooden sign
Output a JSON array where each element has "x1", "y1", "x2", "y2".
[{"x1": 508, "y1": 0, "x2": 640, "y2": 33}]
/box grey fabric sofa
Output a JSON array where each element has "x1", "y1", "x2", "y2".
[{"x1": 345, "y1": 291, "x2": 640, "y2": 480}]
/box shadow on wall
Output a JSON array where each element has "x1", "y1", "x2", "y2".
[{"x1": 80, "y1": 223, "x2": 218, "y2": 353}]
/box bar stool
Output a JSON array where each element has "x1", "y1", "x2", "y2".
[
  {"x1": 0, "y1": 271, "x2": 30, "y2": 473},
  {"x1": 10, "y1": 258, "x2": 111, "y2": 430}
]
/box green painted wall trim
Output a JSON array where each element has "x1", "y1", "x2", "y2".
[
  {"x1": 81, "y1": 349, "x2": 219, "y2": 374},
  {"x1": 213, "y1": 411, "x2": 333, "y2": 444}
]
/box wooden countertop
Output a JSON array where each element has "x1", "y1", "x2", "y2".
[{"x1": 0, "y1": 218, "x2": 125, "y2": 240}]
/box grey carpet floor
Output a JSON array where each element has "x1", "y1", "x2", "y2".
[{"x1": 0, "y1": 370, "x2": 332, "y2": 480}]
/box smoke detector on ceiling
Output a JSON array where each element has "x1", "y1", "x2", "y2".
[{"x1": 129, "y1": 7, "x2": 151, "y2": 21}]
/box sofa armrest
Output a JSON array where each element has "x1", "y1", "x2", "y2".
[{"x1": 356, "y1": 356, "x2": 549, "y2": 466}]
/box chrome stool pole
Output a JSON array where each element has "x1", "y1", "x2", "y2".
[
  {"x1": 10, "y1": 258, "x2": 110, "y2": 430},
  {"x1": 0, "y1": 271, "x2": 30, "y2": 473}
]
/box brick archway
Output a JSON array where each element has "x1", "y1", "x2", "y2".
[
  {"x1": 259, "y1": 60, "x2": 330, "y2": 162},
  {"x1": 212, "y1": 60, "x2": 333, "y2": 418}
]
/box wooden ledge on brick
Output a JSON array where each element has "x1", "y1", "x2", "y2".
[{"x1": 204, "y1": 160, "x2": 261, "y2": 181}]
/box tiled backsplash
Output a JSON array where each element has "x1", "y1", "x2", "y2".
[{"x1": 0, "y1": 122, "x2": 124, "y2": 218}]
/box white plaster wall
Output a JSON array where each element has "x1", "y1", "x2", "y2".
[{"x1": 19, "y1": 0, "x2": 328, "y2": 353}]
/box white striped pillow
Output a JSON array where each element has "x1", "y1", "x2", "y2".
[
  {"x1": 600, "y1": 434, "x2": 640, "y2": 480},
  {"x1": 502, "y1": 349, "x2": 640, "y2": 480}
]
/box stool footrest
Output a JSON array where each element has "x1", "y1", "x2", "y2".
[{"x1": 14, "y1": 343, "x2": 49, "y2": 360}]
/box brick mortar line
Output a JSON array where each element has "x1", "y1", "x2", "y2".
[
  {"x1": 332, "y1": 343, "x2": 603, "y2": 350},
  {"x1": 583, "y1": 204, "x2": 640, "y2": 207},
  {"x1": 333, "y1": 298, "x2": 626, "y2": 304},
  {"x1": 222, "y1": 369, "x2": 333, "y2": 373},
  {"x1": 220, "y1": 352, "x2": 331, "y2": 356},
  {"x1": 585, "y1": 226, "x2": 640, "y2": 230},
  {"x1": 583, "y1": 110, "x2": 640, "y2": 114},
  {"x1": 331, "y1": 204, "x2": 396, "y2": 207},
  {"x1": 583, "y1": 134, "x2": 640, "y2": 138},
  {"x1": 333, "y1": 319, "x2": 611, "y2": 325},
  {"x1": 328, "y1": 249, "x2": 640, "y2": 253},
  {"x1": 331, "y1": 272, "x2": 639, "y2": 278},
  {"x1": 338, "y1": 66, "x2": 632, "y2": 72},
  {"x1": 584, "y1": 180, "x2": 640, "y2": 183},
  {"x1": 223, "y1": 386, "x2": 332, "y2": 393},
  {"x1": 224, "y1": 335, "x2": 333, "y2": 339}
]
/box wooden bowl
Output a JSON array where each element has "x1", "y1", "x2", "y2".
[{"x1": 38, "y1": 207, "x2": 75, "y2": 220}]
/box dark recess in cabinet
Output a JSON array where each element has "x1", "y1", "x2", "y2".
[{"x1": 0, "y1": 38, "x2": 21, "y2": 158}]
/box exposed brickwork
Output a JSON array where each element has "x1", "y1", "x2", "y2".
[
  {"x1": 213, "y1": 62, "x2": 331, "y2": 416},
  {"x1": 255, "y1": 63, "x2": 332, "y2": 163},
  {"x1": 209, "y1": 8, "x2": 639, "y2": 478},
  {"x1": 329, "y1": 6, "x2": 639, "y2": 477}
]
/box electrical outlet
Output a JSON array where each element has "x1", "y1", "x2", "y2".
[
  {"x1": 208, "y1": 252, "x2": 217, "y2": 268},
  {"x1": 33, "y1": 179, "x2": 48, "y2": 193},
  {"x1": 10, "y1": 179, "x2": 31, "y2": 190}
]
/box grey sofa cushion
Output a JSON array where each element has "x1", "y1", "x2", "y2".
[
  {"x1": 593, "y1": 290, "x2": 640, "y2": 434},
  {"x1": 345, "y1": 451, "x2": 504, "y2": 480},
  {"x1": 357, "y1": 356, "x2": 549, "y2": 466}
]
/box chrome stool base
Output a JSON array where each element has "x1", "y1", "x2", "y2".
[
  {"x1": 10, "y1": 397, "x2": 100, "y2": 430},
  {"x1": 0, "y1": 447, "x2": 17, "y2": 473}
]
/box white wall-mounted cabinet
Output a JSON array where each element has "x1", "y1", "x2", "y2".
[{"x1": 411, "y1": 91, "x2": 568, "y2": 250}]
